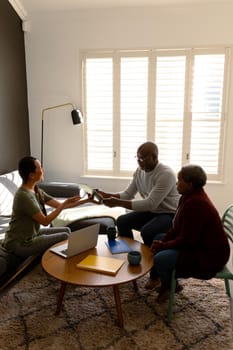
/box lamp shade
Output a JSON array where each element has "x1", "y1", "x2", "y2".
[{"x1": 71, "y1": 109, "x2": 83, "y2": 125}]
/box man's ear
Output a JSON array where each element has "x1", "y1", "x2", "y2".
[{"x1": 152, "y1": 154, "x2": 158, "y2": 162}]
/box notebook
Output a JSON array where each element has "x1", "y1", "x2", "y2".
[
  {"x1": 76, "y1": 254, "x2": 125, "y2": 275},
  {"x1": 49, "y1": 223, "x2": 100, "y2": 258},
  {"x1": 105, "y1": 239, "x2": 132, "y2": 254}
]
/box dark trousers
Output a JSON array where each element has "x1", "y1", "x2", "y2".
[
  {"x1": 116, "y1": 211, "x2": 174, "y2": 247},
  {"x1": 150, "y1": 249, "x2": 179, "y2": 287}
]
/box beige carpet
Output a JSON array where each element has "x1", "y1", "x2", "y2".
[{"x1": 0, "y1": 264, "x2": 232, "y2": 350}]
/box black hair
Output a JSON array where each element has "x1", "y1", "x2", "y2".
[
  {"x1": 18, "y1": 156, "x2": 37, "y2": 183},
  {"x1": 180, "y1": 165, "x2": 207, "y2": 189},
  {"x1": 18, "y1": 156, "x2": 47, "y2": 216}
]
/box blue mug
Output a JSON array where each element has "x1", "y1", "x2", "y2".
[{"x1": 127, "y1": 251, "x2": 141, "y2": 265}]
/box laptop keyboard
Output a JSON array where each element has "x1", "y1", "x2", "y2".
[{"x1": 61, "y1": 249, "x2": 68, "y2": 255}]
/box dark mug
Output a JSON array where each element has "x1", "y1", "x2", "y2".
[
  {"x1": 107, "y1": 226, "x2": 116, "y2": 241},
  {"x1": 127, "y1": 251, "x2": 142, "y2": 265}
]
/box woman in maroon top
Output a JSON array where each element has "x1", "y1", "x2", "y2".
[{"x1": 145, "y1": 164, "x2": 230, "y2": 302}]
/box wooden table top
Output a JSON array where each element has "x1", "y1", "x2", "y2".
[{"x1": 41, "y1": 235, "x2": 153, "y2": 287}]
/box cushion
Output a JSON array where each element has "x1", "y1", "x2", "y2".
[
  {"x1": 0, "y1": 246, "x2": 23, "y2": 277},
  {"x1": 0, "y1": 257, "x2": 7, "y2": 276},
  {"x1": 67, "y1": 216, "x2": 116, "y2": 234},
  {"x1": 38, "y1": 182, "x2": 81, "y2": 198},
  {"x1": 0, "y1": 170, "x2": 21, "y2": 216},
  {"x1": 0, "y1": 245, "x2": 40, "y2": 291},
  {"x1": 52, "y1": 203, "x2": 125, "y2": 227}
]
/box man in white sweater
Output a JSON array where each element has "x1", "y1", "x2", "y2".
[{"x1": 96, "y1": 142, "x2": 179, "y2": 247}]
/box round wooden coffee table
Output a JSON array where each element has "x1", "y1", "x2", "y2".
[{"x1": 41, "y1": 235, "x2": 153, "y2": 328}]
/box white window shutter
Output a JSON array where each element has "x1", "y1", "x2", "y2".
[
  {"x1": 120, "y1": 56, "x2": 149, "y2": 172},
  {"x1": 82, "y1": 48, "x2": 228, "y2": 181},
  {"x1": 155, "y1": 55, "x2": 186, "y2": 173},
  {"x1": 85, "y1": 57, "x2": 113, "y2": 172},
  {"x1": 190, "y1": 54, "x2": 225, "y2": 178}
]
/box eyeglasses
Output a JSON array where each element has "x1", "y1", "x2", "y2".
[{"x1": 135, "y1": 154, "x2": 150, "y2": 162}]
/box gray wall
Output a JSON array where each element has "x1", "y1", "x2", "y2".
[{"x1": 0, "y1": 0, "x2": 30, "y2": 174}]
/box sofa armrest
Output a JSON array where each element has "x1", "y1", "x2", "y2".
[{"x1": 38, "y1": 182, "x2": 81, "y2": 198}]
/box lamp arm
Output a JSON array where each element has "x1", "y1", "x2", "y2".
[
  {"x1": 41, "y1": 118, "x2": 44, "y2": 166},
  {"x1": 41, "y1": 103, "x2": 75, "y2": 165},
  {"x1": 41, "y1": 102, "x2": 82, "y2": 166},
  {"x1": 41, "y1": 103, "x2": 75, "y2": 121}
]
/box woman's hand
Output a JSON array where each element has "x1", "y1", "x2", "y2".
[
  {"x1": 150, "y1": 240, "x2": 163, "y2": 254},
  {"x1": 62, "y1": 195, "x2": 81, "y2": 209},
  {"x1": 34, "y1": 195, "x2": 81, "y2": 226}
]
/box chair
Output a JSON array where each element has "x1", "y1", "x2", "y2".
[{"x1": 167, "y1": 204, "x2": 233, "y2": 325}]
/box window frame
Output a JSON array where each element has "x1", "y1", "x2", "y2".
[{"x1": 81, "y1": 47, "x2": 231, "y2": 182}]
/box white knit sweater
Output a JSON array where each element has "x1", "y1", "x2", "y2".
[{"x1": 119, "y1": 162, "x2": 180, "y2": 213}]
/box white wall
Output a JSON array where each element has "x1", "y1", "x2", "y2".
[{"x1": 24, "y1": 3, "x2": 233, "y2": 214}]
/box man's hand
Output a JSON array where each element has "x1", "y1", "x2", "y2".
[
  {"x1": 102, "y1": 197, "x2": 119, "y2": 208},
  {"x1": 103, "y1": 197, "x2": 132, "y2": 210},
  {"x1": 95, "y1": 189, "x2": 110, "y2": 199}
]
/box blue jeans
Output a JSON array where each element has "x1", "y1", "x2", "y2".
[
  {"x1": 150, "y1": 249, "x2": 179, "y2": 288},
  {"x1": 116, "y1": 211, "x2": 174, "y2": 246}
]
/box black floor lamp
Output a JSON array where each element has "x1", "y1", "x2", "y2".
[{"x1": 41, "y1": 102, "x2": 83, "y2": 166}]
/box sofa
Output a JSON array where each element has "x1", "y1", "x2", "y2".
[{"x1": 0, "y1": 170, "x2": 124, "y2": 290}]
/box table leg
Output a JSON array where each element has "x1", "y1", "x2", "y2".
[
  {"x1": 112, "y1": 285, "x2": 124, "y2": 328},
  {"x1": 55, "y1": 282, "x2": 67, "y2": 315}
]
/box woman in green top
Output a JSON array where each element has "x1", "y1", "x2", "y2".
[{"x1": 2, "y1": 156, "x2": 93, "y2": 258}]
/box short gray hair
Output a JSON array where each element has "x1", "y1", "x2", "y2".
[{"x1": 180, "y1": 165, "x2": 207, "y2": 189}]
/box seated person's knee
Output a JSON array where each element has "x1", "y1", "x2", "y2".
[{"x1": 141, "y1": 227, "x2": 154, "y2": 246}]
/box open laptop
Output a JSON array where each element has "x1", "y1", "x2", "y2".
[{"x1": 49, "y1": 223, "x2": 100, "y2": 258}]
